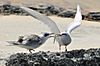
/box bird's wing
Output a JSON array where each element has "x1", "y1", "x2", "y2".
[
  {"x1": 66, "y1": 5, "x2": 82, "y2": 34},
  {"x1": 20, "y1": 6, "x2": 60, "y2": 34}
]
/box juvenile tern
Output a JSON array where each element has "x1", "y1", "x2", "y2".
[{"x1": 7, "y1": 33, "x2": 54, "y2": 53}]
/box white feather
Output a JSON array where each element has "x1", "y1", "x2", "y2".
[
  {"x1": 20, "y1": 6, "x2": 60, "y2": 34},
  {"x1": 66, "y1": 5, "x2": 82, "y2": 34}
]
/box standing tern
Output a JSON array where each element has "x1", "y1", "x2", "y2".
[
  {"x1": 53, "y1": 5, "x2": 82, "y2": 51},
  {"x1": 20, "y1": 5, "x2": 82, "y2": 51}
]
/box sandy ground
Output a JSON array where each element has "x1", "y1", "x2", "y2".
[{"x1": 0, "y1": 15, "x2": 100, "y2": 65}]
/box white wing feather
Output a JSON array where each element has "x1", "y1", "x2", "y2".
[
  {"x1": 20, "y1": 6, "x2": 60, "y2": 34},
  {"x1": 66, "y1": 5, "x2": 82, "y2": 34}
]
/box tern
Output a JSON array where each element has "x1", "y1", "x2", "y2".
[
  {"x1": 7, "y1": 33, "x2": 54, "y2": 53},
  {"x1": 53, "y1": 5, "x2": 82, "y2": 51}
]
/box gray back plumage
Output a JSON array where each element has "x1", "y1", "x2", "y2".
[{"x1": 23, "y1": 34, "x2": 42, "y2": 48}]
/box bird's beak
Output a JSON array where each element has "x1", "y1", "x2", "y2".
[{"x1": 53, "y1": 34, "x2": 61, "y2": 44}]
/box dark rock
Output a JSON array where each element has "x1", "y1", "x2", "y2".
[
  {"x1": 1, "y1": 4, "x2": 100, "y2": 22},
  {"x1": 29, "y1": 4, "x2": 65, "y2": 16},
  {"x1": 67, "y1": 49, "x2": 86, "y2": 58},
  {"x1": 5, "y1": 48, "x2": 100, "y2": 66},
  {"x1": 86, "y1": 12, "x2": 100, "y2": 21},
  {"x1": 58, "y1": 11, "x2": 75, "y2": 18}
]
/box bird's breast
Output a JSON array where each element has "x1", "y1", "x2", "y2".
[{"x1": 57, "y1": 34, "x2": 72, "y2": 46}]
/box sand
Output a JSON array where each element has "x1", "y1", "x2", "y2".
[{"x1": 0, "y1": 15, "x2": 100, "y2": 66}]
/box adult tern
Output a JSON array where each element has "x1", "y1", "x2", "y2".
[
  {"x1": 17, "y1": 5, "x2": 82, "y2": 52},
  {"x1": 54, "y1": 5, "x2": 82, "y2": 51}
]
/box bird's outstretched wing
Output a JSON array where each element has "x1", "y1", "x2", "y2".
[
  {"x1": 66, "y1": 5, "x2": 82, "y2": 34},
  {"x1": 20, "y1": 6, "x2": 60, "y2": 34}
]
